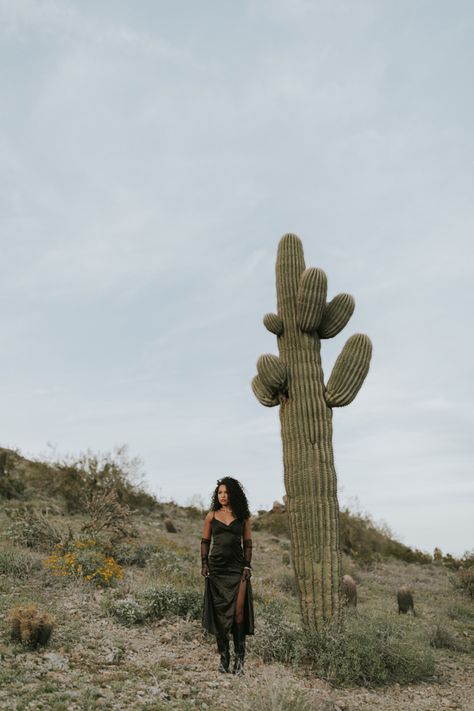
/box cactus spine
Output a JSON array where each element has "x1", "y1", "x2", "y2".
[{"x1": 252, "y1": 234, "x2": 372, "y2": 629}]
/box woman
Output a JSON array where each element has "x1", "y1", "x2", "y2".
[{"x1": 201, "y1": 476, "x2": 254, "y2": 676}]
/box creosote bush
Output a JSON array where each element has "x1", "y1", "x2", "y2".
[
  {"x1": 113, "y1": 542, "x2": 156, "y2": 568},
  {"x1": 454, "y1": 565, "x2": 474, "y2": 598},
  {"x1": 8, "y1": 604, "x2": 55, "y2": 648},
  {"x1": 301, "y1": 615, "x2": 435, "y2": 686},
  {"x1": 429, "y1": 624, "x2": 469, "y2": 653},
  {"x1": 0, "y1": 546, "x2": 42, "y2": 579},
  {"x1": 106, "y1": 584, "x2": 202, "y2": 625},
  {"x1": 5, "y1": 507, "x2": 69, "y2": 551},
  {"x1": 250, "y1": 602, "x2": 435, "y2": 687},
  {"x1": 142, "y1": 585, "x2": 202, "y2": 621},
  {"x1": 250, "y1": 600, "x2": 300, "y2": 664}
]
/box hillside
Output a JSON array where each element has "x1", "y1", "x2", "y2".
[{"x1": 1, "y1": 447, "x2": 473, "y2": 710}]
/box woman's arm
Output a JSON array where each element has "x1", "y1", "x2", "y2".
[
  {"x1": 200, "y1": 511, "x2": 213, "y2": 577},
  {"x1": 242, "y1": 518, "x2": 252, "y2": 580}
]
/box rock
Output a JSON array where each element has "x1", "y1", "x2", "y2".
[
  {"x1": 164, "y1": 518, "x2": 177, "y2": 533},
  {"x1": 104, "y1": 648, "x2": 122, "y2": 664},
  {"x1": 42, "y1": 652, "x2": 69, "y2": 670},
  {"x1": 272, "y1": 500, "x2": 285, "y2": 512}
]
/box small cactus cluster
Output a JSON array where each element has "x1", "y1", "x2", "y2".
[
  {"x1": 9, "y1": 603, "x2": 55, "y2": 647},
  {"x1": 252, "y1": 234, "x2": 372, "y2": 629}
]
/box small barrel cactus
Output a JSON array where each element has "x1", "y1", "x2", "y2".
[{"x1": 252, "y1": 234, "x2": 372, "y2": 628}]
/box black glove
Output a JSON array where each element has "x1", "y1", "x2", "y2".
[{"x1": 201, "y1": 537, "x2": 211, "y2": 577}]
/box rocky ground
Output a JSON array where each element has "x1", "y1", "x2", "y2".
[{"x1": 1, "y1": 505, "x2": 473, "y2": 711}]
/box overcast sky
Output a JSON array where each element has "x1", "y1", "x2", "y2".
[{"x1": 1, "y1": 1, "x2": 473, "y2": 556}]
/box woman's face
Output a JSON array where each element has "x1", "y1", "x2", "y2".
[{"x1": 217, "y1": 484, "x2": 229, "y2": 508}]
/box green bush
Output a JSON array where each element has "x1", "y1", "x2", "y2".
[
  {"x1": 113, "y1": 543, "x2": 156, "y2": 567},
  {"x1": 429, "y1": 624, "x2": 468, "y2": 652},
  {"x1": 250, "y1": 605, "x2": 435, "y2": 686},
  {"x1": 250, "y1": 600, "x2": 300, "y2": 664},
  {"x1": 447, "y1": 603, "x2": 474, "y2": 621},
  {"x1": 5, "y1": 507, "x2": 67, "y2": 551},
  {"x1": 0, "y1": 547, "x2": 41, "y2": 579},
  {"x1": 142, "y1": 585, "x2": 202, "y2": 621},
  {"x1": 454, "y1": 566, "x2": 474, "y2": 598},
  {"x1": 0, "y1": 449, "x2": 25, "y2": 499},
  {"x1": 106, "y1": 598, "x2": 147, "y2": 625},
  {"x1": 300, "y1": 615, "x2": 435, "y2": 686}
]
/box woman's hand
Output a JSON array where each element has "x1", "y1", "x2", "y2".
[
  {"x1": 201, "y1": 562, "x2": 210, "y2": 577},
  {"x1": 242, "y1": 567, "x2": 251, "y2": 581}
]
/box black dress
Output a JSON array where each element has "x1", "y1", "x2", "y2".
[{"x1": 202, "y1": 515, "x2": 255, "y2": 636}]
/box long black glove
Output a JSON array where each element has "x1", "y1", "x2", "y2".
[
  {"x1": 201, "y1": 537, "x2": 211, "y2": 577},
  {"x1": 243, "y1": 538, "x2": 252, "y2": 580}
]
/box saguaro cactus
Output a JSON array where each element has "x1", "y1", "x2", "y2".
[{"x1": 252, "y1": 234, "x2": 372, "y2": 629}]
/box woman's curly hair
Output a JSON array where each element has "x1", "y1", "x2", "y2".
[{"x1": 210, "y1": 477, "x2": 250, "y2": 520}]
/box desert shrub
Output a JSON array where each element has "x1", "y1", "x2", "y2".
[
  {"x1": 278, "y1": 572, "x2": 298, "y2": 596},
  {"x1": 106, "y1": 597, "x2": 148, "y2": 625},
  {"x1": 250, "y1": 600, "x2": 300, "y2": 664},
  {"x1": 33, "y1": 447, "x2": 158, "y2": 514},
  {"x1": 113, "y1": 542, "x2": 156, "y2": 567},
  {"x1": 43, "y1": 538, "x2": 123, "y2": 587},
  {"x1": 234, "y1": 671, "x2": 322, "y2": 711},
  {"x1": 142, "y1": 585, "x2": 202, "y2": 621},
  {"x1": 8, "y1": 604, "x2": 55, "y2": 648},
  {"x1": 80, "y1": 488, "x2": 137, "y2": 543},
  {"x1": 4, "y1": 507, "x2": 68, "y2": 551},
  {"x1": 300, "y1": 614, "x2": 435, "y2": 686},
  {"x1": 447, "y1": 603, "x2": 474, "y2": 621},
  {"x1": 0, "y1": 449, "x2": 25, "y2": 499},
  {"x1": 430, "y1": 624, "x2": 468, "y2": 652},
  {"x1": 0, "y1": 547, "x2": 41, "y2": 579},
  {"x1": 454, "y1": 566, "x2": 474, "y2": 598},
  {"x1": 253, "y1": 511, "x2": 289, "y2": 536},
  {"x1": 148, "y1": 546, "x2": 200, "y2": 588}
]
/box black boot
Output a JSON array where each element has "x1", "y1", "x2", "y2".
[
  {"x1": 216, "y1": 635, "x2": 230, "y2": 673},
  {"x1": 232, "y1": 622, "x2": 245, "y2": 676}
]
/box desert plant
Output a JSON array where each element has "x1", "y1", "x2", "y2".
[
  {"x1": 429, "y1": 624, "x2": 468, "y2": 652},
  {"x1": 105, "y1": 597, "x2": 148, "y2": 625},
  {"x1": 81, "y1": 488, "x2": 137, "y2": 543},
  {"x1": 0, "y1": 547, "x2": 42, "y2": 579},
  {"x1": 251, "y1": 233, "x2": 372, "y2": 628},
  {"x1": 447, "y1": 603, "x2": 474, "y2": 621},
  {"x1": 300, "y1": 614, "x2": 435, "y2": 686},
  {"x1": 4, "y1": 506, "x2": 68, "y2": 551},
  {"x1": 43, "y1": 538, "x2": 123, "y2": 587},
  {"x1": 0, "y1": 449, "x2": 25, "y2": 499},
  {"x1": 113, "y1": 542, "x2": 156, "y2": 567},
  {"x1": 250, "y1": 600, "x2": 300, "y2": 664},
  {"x1": 8, "y1": 604, "x2": 55, "y2": 648},
  {"x1": 232, "y1": 670, "x2": 323, "y2": 711},
  {"x1": 454, "y1": 565, "x2": 474, "y2": 598},
  {"x1": 141, "y1": 585, "x2": 202, "y2": 621}
]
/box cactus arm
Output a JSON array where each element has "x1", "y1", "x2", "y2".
[
  {"x1": 325, "y1": 334, "x2": 372, "y2": 407},
  {"x1": 257, "y1": 354, "x2": 287, "y2": 391},
  {"x1": 263, "y1": 313, "x2": 283, "y2": 336},
  {"x1": 251, "y1": 375, "x2": 280, "y2": 407},
  {"x1": 276, "y1": 234, "x2": 306, "y2": 320},
  {"x1": 318, "y1": 294, "x2": 355, "y2": 339},
  {"x1": 296, "y1": 268, "x2": 328, "y2": 332}
]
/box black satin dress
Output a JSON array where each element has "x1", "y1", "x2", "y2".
[{"x1": 202, "y1": 515, "x2": 254, "y2": 636}]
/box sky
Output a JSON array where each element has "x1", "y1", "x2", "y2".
[{"x1": 1, "y1": 0, "x2": 473, "y2": 557}]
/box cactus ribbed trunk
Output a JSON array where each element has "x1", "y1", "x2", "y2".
[{"x1": 252, "y1": 233, "x2": 372, "y2": 630}]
